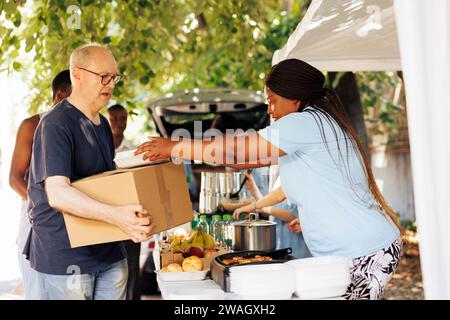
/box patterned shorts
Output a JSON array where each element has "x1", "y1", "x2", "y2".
[{"x1": 344, "y1": 237, "x2": 403, "y2": 300}]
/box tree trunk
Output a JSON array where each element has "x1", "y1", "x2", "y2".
[{"x1": 329, "y1": 72, "x2": 370, "y2": 157}]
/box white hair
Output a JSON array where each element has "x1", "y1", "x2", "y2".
[{"x1": 69, "y1": 43, "x2": 112, "y2": 68}]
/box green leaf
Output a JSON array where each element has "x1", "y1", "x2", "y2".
[
  {"x1": 13, "y1": 61, "x2": 22, "y2": 71},
  {"x1": 139, "y1": 76, "x2": 149, "y2": 84},
  {"x1": 3, "y1": 0, "x2": 18, "y2": 16},
  {"x1": 25, "y1": 37, "x2": 35, "y2": 53},
  {"x1": 141, "y1": 29, "x2": 152, "y2": 38},
  {"x1": 139, "y1": 42, "x2": 148, "y2": 52},
  {"x1": 13, "y1": 12, "x2": 22, "y2": 27},
  {"x1": 102, "y1": 36, "x2": 112, "y2": 44}
]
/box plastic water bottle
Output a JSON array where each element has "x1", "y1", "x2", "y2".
[
  {"x1": 222, "y1": 214, "x2": 234, "y2": 250},
  {"x1": 197, "y1": 214, "x2": 209, "y2": 234},
  {"x1": 190, "y1": 211, "x2": 199, "y2": 229},
  {"x1": 210, "y1": 214, "x2": 223, "y2": 246}
]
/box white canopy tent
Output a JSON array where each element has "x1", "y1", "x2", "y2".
[
  {"x1": 273, "y1": 0, "x2": 400, "y2": 71},
  {"x1": 273, "y1": 0, "x2": 450, "y2": 299}
]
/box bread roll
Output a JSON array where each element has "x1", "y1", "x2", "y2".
[
  {"x1": 166, "y1": 263, "x2": 183, "y2": 272},
  {"x1": 182, "y1": 256, "x2": 203, "y2": 272}
]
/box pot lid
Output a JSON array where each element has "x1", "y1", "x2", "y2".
[{"x1": 233, "y1": 216, "x2": 277, "y2": 227}]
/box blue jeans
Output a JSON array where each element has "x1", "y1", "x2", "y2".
[
  {"x1": 34, "y1": 259, "x2": 128, "y2": 300},
  {"x1": 18, "y1": 251, "x2": 41, "y2": 299}
]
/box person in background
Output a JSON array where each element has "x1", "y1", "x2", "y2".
[
  {"x1": 107, "y1": 104, "x2": 135, "y2": 152},
  {"x1": 9, "y1": 70, "x2": 72, "y2": 299},
  {"x1": 24, "y1": 43, "x2": 154, "y2": 300},
  {"x1": 107, "y1": 103, "x2": 141, "y2": 301},
  {"x1": 237, "y1": 171, "x2": 311, "y2": 259}
]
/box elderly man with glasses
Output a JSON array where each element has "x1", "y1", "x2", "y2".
[{"x1": 23, "y1": 44, "x2": 154, "y2": 300}]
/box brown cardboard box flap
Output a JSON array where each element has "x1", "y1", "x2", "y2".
[{"x1": 73, "y1": 159, "x2": 170, "y2": 182}]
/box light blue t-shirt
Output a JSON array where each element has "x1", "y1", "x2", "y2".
[
  {"x1": 271, "y1": 200, "x2": 311, "y2": 259},
  {"x1": 258, "y1": 108, "x2": 400, "y2": 259}
]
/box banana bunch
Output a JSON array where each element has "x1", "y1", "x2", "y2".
[
  {"x1": 200, "y1": 229, "x2": 216, "y2": 249},
  {"x1": 169, "y1": 238, "x2": 182, "y2": 252},
  {"x1": 179, "y1": 227, "x2": 216, "y2": 250}
]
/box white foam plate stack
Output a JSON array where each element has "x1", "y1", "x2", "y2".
[
  {"x1": 286, "y1": 256, "x2": 351, "y2": 299},
  {"x1": 228, "y1": 263, "x2": 296, "y2": 300},
  {"x1": 114, "y1": 149, "x2": 168, "y2": 168}
]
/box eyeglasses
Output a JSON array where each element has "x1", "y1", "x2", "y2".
[{"x1": 76, "y1": 67, "x2": 122, "y2": 85}]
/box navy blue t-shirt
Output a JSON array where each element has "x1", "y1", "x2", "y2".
[{"x1": 23, "y1": 99, "x2": 126, "y2": 275}]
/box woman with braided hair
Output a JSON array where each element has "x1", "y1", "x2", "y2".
[{"x1": 136, "y1": 59, "x2": 403, "y2": 300}]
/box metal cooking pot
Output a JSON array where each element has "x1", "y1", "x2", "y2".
[{"x1": 232, "y1": 213, "x2": 277, "y2": 251}]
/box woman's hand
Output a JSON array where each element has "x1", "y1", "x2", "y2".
[
  {"x1": 287, "y1": 218, "x2": 302, "y2": 234},
  {"x1": 135, "y1": 136, "x2": 175, "y2": 161},
  {"x1": 232, "y1": 202, "x2": 256, "y2": 220}
]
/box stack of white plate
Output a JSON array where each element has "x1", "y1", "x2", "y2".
[
  {"x1": 286, "y1": 256, "x2": 351, "y2": 299},
  {"x1": 228, "y1": 263, "x2": 295, "y2": 300},
  {"x1": 114, "y1": 149, "x2": 168, "y2": 168}
]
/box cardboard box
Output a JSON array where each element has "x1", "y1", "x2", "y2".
[{"x1": 62, "y1": 161, "x2": 193, "y2": 248}]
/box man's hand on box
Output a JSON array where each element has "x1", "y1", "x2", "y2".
[
  {"x1": 112, "y1": 204, "x2": 155, "y2": 242},
  {"x1": 134, "y1": 136, "x2": 174, "y2": 161}
]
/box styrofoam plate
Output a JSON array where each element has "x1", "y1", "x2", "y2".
[{"x1": 114, "y1": 149, "x2": 168, "y2": 168}]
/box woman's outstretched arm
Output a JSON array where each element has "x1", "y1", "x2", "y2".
[{"x1": 134, "y1": 132, "x2": 285, "y2": 168}]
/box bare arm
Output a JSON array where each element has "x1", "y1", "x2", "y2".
[
  {"x1": 9, "y1": 116, "x2": 40, "y2": 200},
  {"x1": 232, "y1": 187, "x2": 287, "y2": 219},
  {"x1": 135, "y1": 132, "x2": 286, "y2": 168},
  {"x1": 243, "y1": 171, "x2": 264, "y2": 200},
  {"x1": 259, "y1": 206, "x2": 297, "y2": 223},
  {"x1": 235, "y1": 174, "x2": 295, "y2": 222},
  {"x1": 45, "y1": 176, "x2": 154, "y2": 242}
]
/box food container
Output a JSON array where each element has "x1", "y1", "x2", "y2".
[
  {"x1": 228, "y1": 263, "x2": 296, "y2": 299},
  {"x1": 286, "y1": 256, "x2": 351, "y2": 299},
  {"x1": 232, "y1": 213, "x2": 276, "y2": 251},
  {"x1": 211, "y1": 248, "x2": 293, "y2": 292}
]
